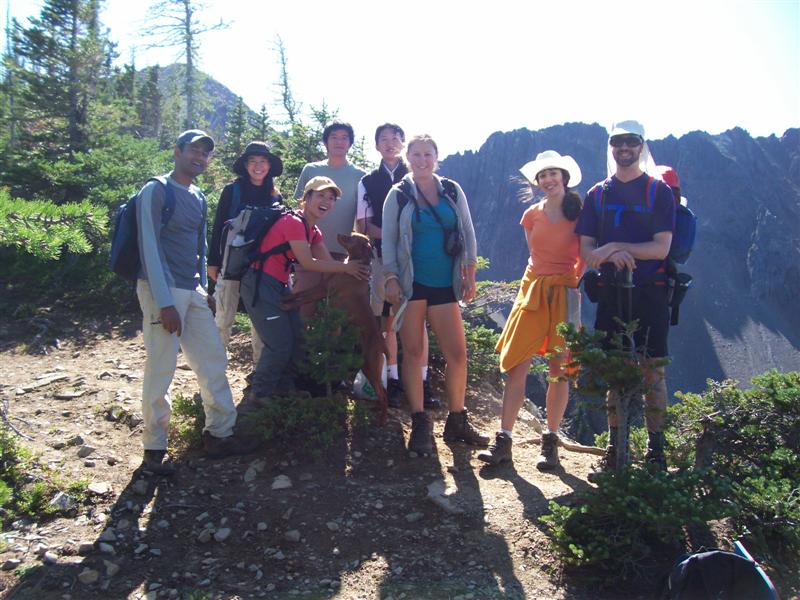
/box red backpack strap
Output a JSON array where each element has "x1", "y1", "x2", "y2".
[{"x1": 646, "y1": 176, "x2": 659, "y2": 210}]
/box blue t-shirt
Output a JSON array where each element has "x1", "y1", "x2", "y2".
[
  {"x1": 575, "y1": 173, "x2": 675, "y2": 285},
  {"x1": 411, "y1": 197, "x2": 457, "y2": 287}
]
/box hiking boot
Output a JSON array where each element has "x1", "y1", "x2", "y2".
[
  {"x1": 408, "y1": 411, "x2": 433, "y2": 456},
  {"x1": 140, "y1": 449, "x2": 176, "y2": 476},
  {"x1": 645, "y1": 430, "x2": 668, "y2": 472},
  {"x1": 423, "y1": 379, "x2": 441, "y2": 410},
  {"x1": 202, "y1": 431, "x2": 260, "y2": 459},
  {"x1": 477, "y1": 432, "x2": 512, "y2": 465},
  {"x1": 443, "y1": 409, "x2": 490, "y2": 446},
  {"x1": 387, "y1": 377, "x2": 403, "y2": 409},
  {"x1": 587, "y1": 444, "x2": 617, "y2": 483},
  {"x1": 536, "y1": 432, "x2": 561, "y2": 472}
]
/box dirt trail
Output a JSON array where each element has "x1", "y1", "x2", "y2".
[{"x1": 0, "y1": 315, "x2": 625, "y2": 600}]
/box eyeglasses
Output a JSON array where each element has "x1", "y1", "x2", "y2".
[{"x1": 610, "y1": 135, "x2": 643, "y2": 148}]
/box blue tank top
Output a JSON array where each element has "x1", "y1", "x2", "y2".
[{"x1": 411, "y1": 197, "x2": 457, "y2": 287}]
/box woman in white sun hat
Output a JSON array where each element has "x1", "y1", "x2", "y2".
[{"x1": 479, "y1": 150, "x2": 585, "y2": 471}]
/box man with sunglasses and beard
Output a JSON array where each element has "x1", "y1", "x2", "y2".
[{"x1": 575, "y1": 120, "x2": 676, "y2": 476}]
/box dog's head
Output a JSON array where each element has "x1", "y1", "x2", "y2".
[{"x1": 337, "y1": 232, "x2": 373, "y2": 262}]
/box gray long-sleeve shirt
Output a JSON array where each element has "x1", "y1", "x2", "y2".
[{"x1": 136, "y1": 174, "x2": 207, "y2": 309}]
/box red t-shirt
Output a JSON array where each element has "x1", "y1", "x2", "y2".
[{"x1": 254, "y1": 213, "x2": 323, "y2": 284}]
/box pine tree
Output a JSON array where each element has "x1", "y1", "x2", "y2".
[
  {"x1": 252, "y1": 103, "x2": 270, "y2": 141},
  {"x1": 222, "y1": 95, "x2": 246, "y2": 168},
  {"x1": 11, "y1": 0, "x2": 110, "y2": 156},
  {"x1": 137, "y1": 65, "x2": 162, "y2": 139},
  {"x1": 143, "y1": 0, "x2": 226, "y2": 129}
]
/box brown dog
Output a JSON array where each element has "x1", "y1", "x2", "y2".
[{"x1": 280, "y1": 232, "x2": 389, "y2": 426}]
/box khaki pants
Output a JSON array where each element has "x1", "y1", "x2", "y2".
[
  {"x1": 137, "y1": 281, "x2": 237, "y2": 450},
  {"x1": 213, "y1": 278, "x2": 264, "y2": 364}
]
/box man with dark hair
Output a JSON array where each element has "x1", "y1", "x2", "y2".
[
  {"x1": 356, "y1": 123, "x2": 439, "y2": 409},
  {"x1": 575, "y1": 120, "x2": 675, "y2": 475},
  {"x1": 293, "y1": 121, "x2": 366, "y2": 315},
  {"x1": 135, "y1": 129, "x2": 254, "y2": 475}
]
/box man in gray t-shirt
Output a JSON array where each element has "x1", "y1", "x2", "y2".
[
  {"x1": 135, "y1": 129, "x2": 256, "y2": 474},
  {"x1": 292, "y1": 121, "x2": 366, "y2": 317}
]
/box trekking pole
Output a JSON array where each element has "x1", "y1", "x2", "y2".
[{"x1": 622, "y1": 267, "x2": 633, "y2": 324}]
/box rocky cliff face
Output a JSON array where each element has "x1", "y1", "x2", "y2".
[{"x1": 440, "y1": 124, "x2": 800, "y2": 395}]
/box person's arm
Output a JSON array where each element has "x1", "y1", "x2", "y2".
[
  {"x1": 587, "y1": 232, "x2": 673, "y2": 266},
  {"x1": 288, "y1": 239, "x2": 369, "y2": 279},
  {"x1": 355, "y1": 180, "x2": 382, "y2": 239},
  {"x1": 454, "y1": 181, "x2": 477, "y2": 266},
  {"x1": 137, "y1": 181, "x2": 181, "y2": 335},
  {"x1": 380, "y1": 188, "x2": 403, "y2": 305},
  {"x1": 293, "y1": 165, "x2": 311, "y2": 200},
  {"x1": 207, "y1": 184, "x2": 233, "y2": 280}
]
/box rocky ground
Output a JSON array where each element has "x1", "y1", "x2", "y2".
[{"x1": 0, "y1": 310, "x2": 671, "y2": 600}]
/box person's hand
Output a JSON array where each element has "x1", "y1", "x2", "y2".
[
  {"x1": 345, "y1": 261, "x2": 371, "y2": 280},
  {"x1": 462, "y1": 279, "x2": 476, "y2": 303},
  {"x1": 160, "y1": 306, "x2": 182, "y2": 336},
  {"x1": 608, "y1": 250, "x2": 635, "y2": 272},
  {"x1": 207, "y1": 266, "x2": 219, "y2": 282},
  {"x1": 586, "y1": 243, "x2": 618, "y2": 269},
  {"x1": 207, "y1": 294, "x2": 217, "y2": 315},
  {"x1": 385, "y1": 278, "x2": 402, "y2": 305}
]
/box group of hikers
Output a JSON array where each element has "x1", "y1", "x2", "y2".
[{"x1": 131, "y1": 118, "x2": 682, "y2": 480}]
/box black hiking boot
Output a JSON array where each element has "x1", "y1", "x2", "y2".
[
  {"x1": 140, "y1": 449, "x2": 176, "y2": 476},
  {"x1": 477, "y1": 432, "x2": 512, "y2": 465},
  {"x1": 443, "y1": 409, "x2": 490, "y2": 446},
  {"x1": 408, "y1": 411, "x2": 433, "y2": 456},
  {"x1": 202, "y1": 431, "x2": 260, "y2": 459},
  {"x1": 422, "y1": 379, "x2": 441, "y2": 410},
  {"x1": 387, "y1": 377, "x2": 403, "y2": 409},
  {"x1": 588, "y1": 442, "x2": 617, "y2": 483},
  {"x1": 536, "y1": 432, "x2": 561, "y2": 472},
  {"x1": 645, "y1": 430, "x2": 667, "y2": 472}
]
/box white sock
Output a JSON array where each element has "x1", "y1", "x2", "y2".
[
  {"x1": 501, "y1": 429, "x2": 513, "y2": 438},
  {"x1": 421, "y1": 366, "x2": 428, "y2": 380},
  {"x1": 388, "y1": 364, "x2": 399, "y2": 380}
]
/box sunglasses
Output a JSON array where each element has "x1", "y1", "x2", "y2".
[{"x1": 610, "y1": 135, "x2": 643, "y2": 148}]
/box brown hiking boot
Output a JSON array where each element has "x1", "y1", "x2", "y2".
[
  {"x1": 140, "y1": 449, "x2": 176, "y2": 476},
  {"x1": 477, "y1": 432, "x2": 512, "y2": 465},
  {"x1": 587, "y1": 444, "x2": 617, "y2": 483},
  {"x1": 443, "y1": 409, "x2": 490, "y2": 446},
  {"x1": 536, "y1": 432, "x2": 561, "y2": 472},
  {"x1": 202, "y1": 431, "x2": 259, "y2": 459},
  {"x1": 408, "y1": 411, "x2": 433, "y2": 456}
]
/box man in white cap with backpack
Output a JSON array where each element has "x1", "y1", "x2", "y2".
[{"x1": 575, "y1": 120, "x2": 676, "y2": 475}]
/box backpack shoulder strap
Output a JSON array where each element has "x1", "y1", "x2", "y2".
[
  {"x1": 147, "y1": 176, "x2": 175, "y2": 226},
  {"x1": 395, "y1": 179, "x2": 415, "y2": 214},
  {"x1": 646, "y1": 175, "x2": 660, "y2": 210},
  {"x1": 229, "y1": 180, "x2": 242, "y2": 219},
  {"x1": 440, "y1": 177, "x2": 459, "y2": 203}
]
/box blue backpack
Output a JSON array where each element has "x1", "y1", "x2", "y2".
[
  {"x1": 592, "y1": 175, "x2": 697, "y2": 265},
  {"x1": 109, "y1": 177, "x2": 176, "y2": 282}
]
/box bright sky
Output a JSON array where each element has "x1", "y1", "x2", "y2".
[{"x1": 5, "y1": 0, "x2": 799, "y2": 160}]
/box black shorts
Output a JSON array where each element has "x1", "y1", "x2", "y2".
[
  {"x1": 382, "y1": 301, "x2": 392, "y2": 318},
  {"x1": 410, "y1": 282, "x2": 457, "y2": 306},
  {"x1": 595, "y1": 284, "x2": 670, "y2": 358}
]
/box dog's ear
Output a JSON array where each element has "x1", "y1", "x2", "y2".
[{"x1": 337, "y1": 233, "x2": 352, "y2": 247}]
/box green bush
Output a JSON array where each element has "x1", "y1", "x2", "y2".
[
  {"x1": 540, "y1": 467, "x2": 732, "y2": 582},
  {"x1": 668, "y1": 370, "x2": 800, "y2": 556},
  {"x1": 247, "y1": 394, "x2": 370, "y2": 457},
  {"x1": 171, "y1": 392, "x2": 206, "y2": 449},
  {"x1": 0, "y1": 425, "x2": 90, "y2": 524},
  {"x1": 429, "y1": 322, "x2": 500, "y2": 387}
]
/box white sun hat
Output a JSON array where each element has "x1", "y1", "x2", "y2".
[{"x1": 519, "y1": 150, "x2": 583, "y2": 188}]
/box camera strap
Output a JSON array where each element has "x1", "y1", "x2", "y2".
[{"x1": 415, "y1": 183, "x2": 455, "y2": 235}]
